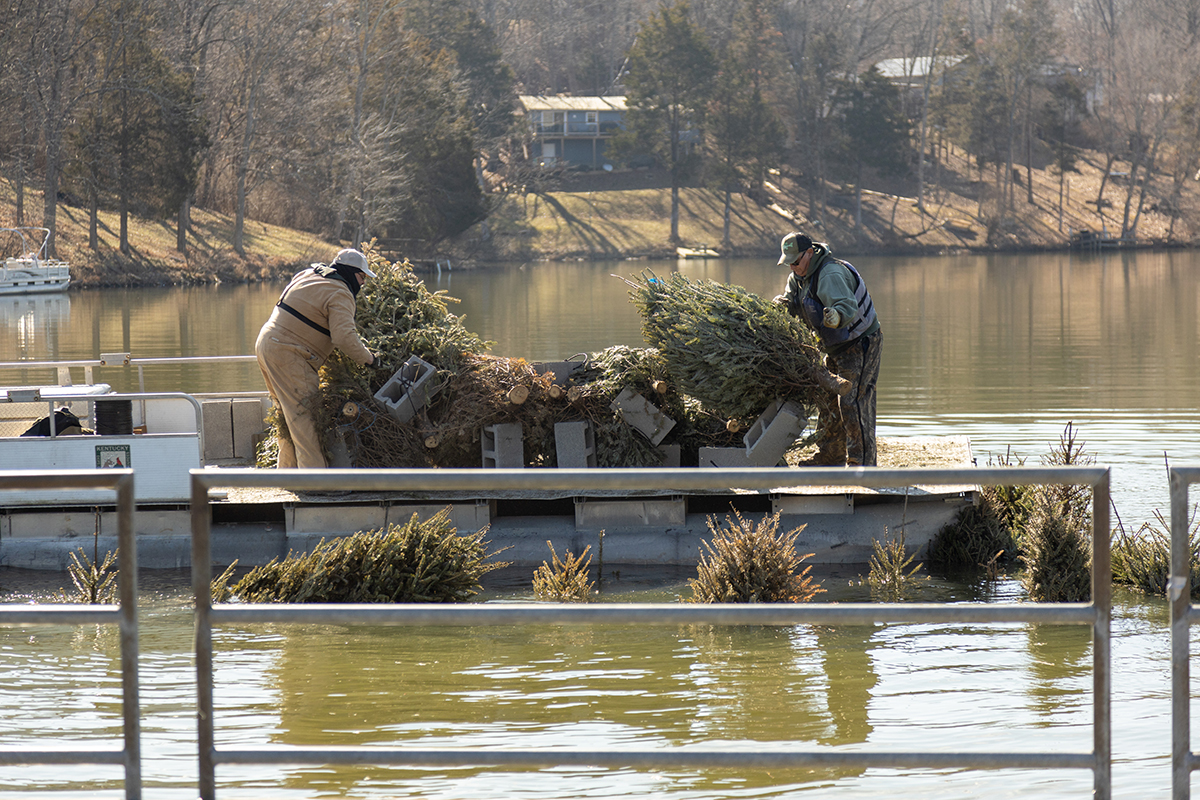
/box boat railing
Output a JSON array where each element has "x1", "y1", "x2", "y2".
[
  {"x1": 0, "y1": 353, "x2": 260, "y2": 394},
  {"x1": 189, "y1": 465, "x2": 1114, "y2": 800},
  {"x1": 0, "y1": 389, "x2": 206, "y2": 450},
  {"x1": 0, "y1": 468, "x2": 141, "y2": 798}
]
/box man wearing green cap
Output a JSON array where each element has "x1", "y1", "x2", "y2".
[{"x1": 775, "y1": 232, "x2": 882, "y2": 466}]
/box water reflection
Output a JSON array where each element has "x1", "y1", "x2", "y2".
[
  {"x1": 0, "y1": 573, "x2": 1179, "y2": 798},
  {"x1": 263, "y1": 621, "x2": 880, "y2": 791},
  {"x1": 0, "y1": 293, "x2": 70, "y2": 360},
  {"x1": 1024, "y1": 624, "x2": 1092, "y2": 722},
  {"x1": 813, "y1": 626, "x2": 876, "y2": 746}
]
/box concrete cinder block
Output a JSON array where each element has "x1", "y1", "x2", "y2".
[
  {"x1": 201, "y1": 399, "x2": 233, "y2": 460},
  {"x1": 232, "y1": 398, "x2": 267, "y2": 460},
  {"x1": 743, "y1": 399, "x2": 806, "y2": 466},
  {"x1": 610, "y1": 387, "x2": 675, "y2": 445},
  {"x1": 698, "y1": 446, "x2": 754, "y2": 468},
  {"x1": 657, "y1": 443, "x2": 681, "y2": 468},
  {"x1": 574, "y1": 497, "x2": 686, "y2": 528},
  {"x1": 772, "y1": 494, "x2": 854, "y2": 515},
  {"x1": 327, "y1": 426, "x2": 354, "y2": 468},
  {"x1": 555, "y1": 421, "x2": 596, "y2": 468},
  {"x1": 482, "y1": 422, "x2": 524, "y2": 468},
  {"x1": 373, "y1": 355, "x2": 440, "y2": 424},
  {"x1": 385, "y1": 501, "x2": 493, "y2": 535},
  {"x1": 532, "y1": 359, "x2": 585, "y2": 385}
]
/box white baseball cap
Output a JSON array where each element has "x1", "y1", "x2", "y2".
[{"x1": 332, "y1": 248, "x2": 376, "y2": 278}]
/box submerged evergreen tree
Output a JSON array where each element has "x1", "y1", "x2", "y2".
[
  {"x1": 690, "y1": 511, "x2": 823, "y2": 603},
  {"x1": 1018, "y1": 423, "x2": 1094, "y2": 602},
  {"x1": 226, "y1": 509, "x2": 507, "y2": 603}
]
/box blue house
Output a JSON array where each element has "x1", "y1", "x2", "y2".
[{"x1": 518, "y1": 95, "x2": 628, "y2": 169}]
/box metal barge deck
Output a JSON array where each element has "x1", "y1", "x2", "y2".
[{"x1": 0, "y1": 355, "x2": 976, "y2": 570}]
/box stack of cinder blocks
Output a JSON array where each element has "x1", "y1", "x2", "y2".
[
  {"x1": 201, "y1": 397, "x2": 271, "y2": 462},
  {"x1": 699, "y1": 399, "x2": 806, "y2": 467}
]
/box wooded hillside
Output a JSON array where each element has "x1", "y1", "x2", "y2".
[{"x1": 3, "y1": 0, "x2": 1199, "y2": 271}]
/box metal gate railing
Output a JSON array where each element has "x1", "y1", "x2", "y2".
[
  {"x1": 0, "y1": 469, "x2": 140, "y2": 799},
  {"x1": 0, "y1": 353, "x2": 259, "y2": 392},
  {"x1": 190, "y1": 465, "x2": 1112, "y2": 800},
  {"x1": 1170, "y1": 466, "x2": 1200, "y2": 799}
]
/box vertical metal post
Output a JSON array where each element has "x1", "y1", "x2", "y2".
[
  {"x1": 1092, "y1": 469, "x2": 1111, "y2": 800},
  {"x1": 191, "y1": 475, "x2": 216, "y2": 800},
  {"x1": 116, "y1": 471, "x2": 142, "y2": 799},
  {"x1": 1172, "y1": 469, "x2": 1192, "y2": 800}
]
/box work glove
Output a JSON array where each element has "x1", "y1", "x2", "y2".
[
  {"x1": 772, "y1": 294, "x2": 787, "y2": 306},
  {"x1": 822, "y1": 307, "x2": 841, "y2": 328}
]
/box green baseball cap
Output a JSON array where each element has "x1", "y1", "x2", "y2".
[{"x1": 777, "y1": 232, "x2": 813, "y2": 266}]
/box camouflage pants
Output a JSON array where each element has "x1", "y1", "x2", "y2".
[{"x1": 816, "y1": 331, "x2": 881, "y2": 467}]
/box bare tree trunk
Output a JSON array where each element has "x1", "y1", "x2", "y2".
[
  {"x1": 1058, "y1": 169, "x2": 1064, "y2": 232},
  {"x1": 177, "y1": 199, "x2": 190, "y2": 254},
  {"x1": 41, "y1": 131, "x2": 62, "y2": 257},
  {"x1": 670, "y1": 183, "x2": 680, "y2": 243},
  {"x1": 15, "y1": 94, "x2": 30, "y2": 226},
  {"x1": 1096, "y1": 153, "x2": 1116, "y2": 209},
  {"x1": 1025, "y1": 83, "x2": 1033, "y2": 204},
  {"x1": 854, "y1": 163, "x2": 863, "y2": 230},
  {"x1": 234, "y1": 85, "x2": 255, "y2": 256},
  {"x1": 89, "y1": 189, "x2": 99, "y2": 249},
  {"x1": 915, "y1": 0, "x2": 944, "y2": 217},
  {"x1": 722, "y1": 187, "x2": 731, "y2": 249}
]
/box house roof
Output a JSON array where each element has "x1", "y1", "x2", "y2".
[
  {"x1": 874, "y1": 55, "x2": 966, "y2": 81},
  {"x1": 518, "y1": 95, "x2": 628, "y2": 113}
]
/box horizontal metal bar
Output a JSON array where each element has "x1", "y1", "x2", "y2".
[
  {"x1": 215, "y1": 745, "x2": 1095, "y2": 771},
  {"x1": 194, "y1": 465, "x2": 1108, "y2": 493},
  {"x1": 1173, "y1": 467, "x2": 1200, "y2": 485},
  {"x1": 0, "y1": 355, "x2": 258, "y2": 371},
  {"x1": 0, "y1": 468, "x2": 132, "y2": 492},
  {"x1": 0, "y1": 749, "x2": 126, "y2": 765},
  {"x1": 0, "y1": 605, "x2": 122, "y2": 626},
  {"x1": 210, "y1": 602, "x2": 1097, "y2": 628}
]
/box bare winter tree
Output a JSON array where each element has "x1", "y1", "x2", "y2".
[
  {"x1": 1105, "y1": 5, "x2": 1200, "y2": 238},
  {"x1": 9, "y1": 0, "x2": 105, "y2": 256},
  {"x1": 779, "y1": 0, "x2": 902, "y2": 225},
  {"x1": 211, "y1": 0, "x2": 324, "y2": 255}
]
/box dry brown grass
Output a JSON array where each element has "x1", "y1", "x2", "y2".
[
  {"x1": 6, "y1": 133, "x2": 1196, "y2": 288},
  {"x1": 460, "y1": 140, "x2": 1200, "y2": 262},
  {"x1": 0, "y1": 180, "x2": 327, "y2": 287}
]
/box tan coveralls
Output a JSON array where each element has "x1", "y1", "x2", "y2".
[{"x1": 255, "y1": 268, "x2": 374, "y2": 468}]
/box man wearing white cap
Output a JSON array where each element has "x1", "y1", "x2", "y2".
[
  {"x1": 255, "y1": 248, "x2": 378, "y2": 469},
  {"x1": 775, "y1": 232, "x2": 882, "y2": 467}
]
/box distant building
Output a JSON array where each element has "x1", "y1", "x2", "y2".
[
  {"x1": 873, "y1": 55, "x2": 968, "y2": 92},
  {"x1": 517, "y1": 95, "x2": 628, "y2": 169}
]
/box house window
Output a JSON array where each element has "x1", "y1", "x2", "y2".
[
  {"x1": 538, "y1": 111, "x2": 564, "y2": 133},
  {"x1": 586, "y1": 111, "x2": 597, "y2": 124}
]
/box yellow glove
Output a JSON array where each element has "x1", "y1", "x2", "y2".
[{"x1": 822, "y1": 307, "x2": 841, "y2": 328}]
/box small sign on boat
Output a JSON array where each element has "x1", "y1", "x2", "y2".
[{"x1": 95, "y1": 444, "x2": 131, "y2": 468}]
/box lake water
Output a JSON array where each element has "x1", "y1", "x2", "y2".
[
  {"x1": 1, "y1": 250, "x2": 1198, "y2": 797},
  {"x1": 3, "y1": 250, "x2": 1197, "y2": 524}
]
